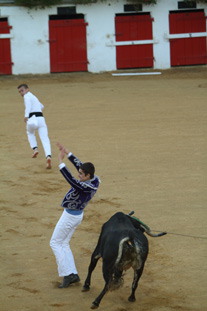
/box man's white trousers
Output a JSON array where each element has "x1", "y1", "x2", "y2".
[
  {"x1": 26, "y1": 116, "x2": 51, "y2": 157},
  {"x1": 50, "y1": 210, "x2": 83, "y2": 277}
]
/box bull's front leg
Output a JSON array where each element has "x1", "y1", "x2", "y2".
[{"x1": 82, "y1": 250, "x2": 101, "y2": 292}]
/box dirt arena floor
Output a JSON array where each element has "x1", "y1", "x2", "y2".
[{"x1": 0, "y1": 67, "x2": 207, "y2": 311}]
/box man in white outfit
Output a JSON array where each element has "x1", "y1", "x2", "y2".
[{"x1": 18, "y1": 84, "x2": 52, "y2": 169}]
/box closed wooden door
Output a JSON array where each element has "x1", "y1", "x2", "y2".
[
  {"x1": 115, "y1": 14, "x2": 154, "y2": 69},
  {"x1": 49, "y1": 18, "x2": 88, "y2": 72},
  {"x1": 0, "y1": 20, "x2": 12, "y2": 75},
  {"x1": 169, "y1": 11, "x2": 207, "y2": 66}
]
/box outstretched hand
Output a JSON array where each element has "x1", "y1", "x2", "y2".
[
  {"x1": 58, "y1": 148, "x2": 66, "y2": 163},
  {"x1": 56, "y1": 142, "x2": 70, "y2": 164},
  {"x1": 56, "y1": 142, "x2": 69, "y2": 154}
]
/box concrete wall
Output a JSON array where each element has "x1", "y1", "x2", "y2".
[{"x1": 0, "y1": 0, "x2": 207, "y2": 74}]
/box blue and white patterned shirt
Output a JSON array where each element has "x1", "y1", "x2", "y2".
[{"x1": 59, "y1": 153, "x2": 100, "y2": 214}]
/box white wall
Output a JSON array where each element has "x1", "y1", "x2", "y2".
[
  {"x1": 1, "y1": 6, "x2": 57, "y2": 74},
  {"x1": 0, "y1": 0, "x2": 207, "y2": 74},
  {"x1": 151, "y1": 0, "x2": 175, "y2": 69},
  {"x1": 79, "y1": 2, "x2": 118, "y2": 72}
]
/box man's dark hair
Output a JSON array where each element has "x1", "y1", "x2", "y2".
[
  {"x1": 80, "y1": 162, "x2": 95, "y2": 179},
  {"x1": 17, "y1": 84, "x2": 29, "y2": 89}
]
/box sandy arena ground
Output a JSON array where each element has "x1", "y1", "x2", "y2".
[{"x1": 0, "y1": 67, "x2": 207, "y2": 311}]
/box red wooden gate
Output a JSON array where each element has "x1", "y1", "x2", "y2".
[
  {"x1": 49, "y1": 19, "x2": 88, "y2": 73},
  {"x1": 169, "y1": 11, "x2": 207, "y2": 66},
  {"x1": 115, "y1": 14, "x2": 154, "y2": 69},
  {"x1": 0, "y1": 20, "x2": 12, "y2": 75}
]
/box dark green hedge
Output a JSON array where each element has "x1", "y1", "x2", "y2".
[
  {"x1": 14, "y1": 0, "x2": 62, "y2": 8},
  {"x1": 13, "y1": 0, "x2": 207, "y2": 9}
]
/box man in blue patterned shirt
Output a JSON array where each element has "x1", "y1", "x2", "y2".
[{"x1": 50, "y1": 142, "x2": 100, "y2": 288}]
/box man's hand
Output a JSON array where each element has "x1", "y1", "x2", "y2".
[
  {"x1": 24, "y1": 117, "x2": 28, "y2": 123},
  {"x1": 58, "y1": 148, "x2": 66, "y2": 164},
  {"x1": 56, "y1": 142, "x2": 69, "y2": 154}
]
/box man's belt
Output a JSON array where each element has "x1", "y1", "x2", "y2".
[{"x1": 29, "y1": 112, "x2": 43, "y2": 118}]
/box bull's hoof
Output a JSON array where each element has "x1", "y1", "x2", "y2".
[
  {"x1": 128, "y1": 296, "x2": 136, "y2": 302},
  {"x1": 90, "y1": 301, "x2": 99, "y2": 309},
  {"x1": 82, "y1": 285, "x2": 90, "y2": 292}
]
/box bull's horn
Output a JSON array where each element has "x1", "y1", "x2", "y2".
[
  {"x1": 142, "y1": 226, "x2": 167, "y2": 237},
  {"x1": 130, "y1": 215, "x2": 167, "y2": 237}
]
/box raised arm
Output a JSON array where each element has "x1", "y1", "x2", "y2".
[
  {"x1": 59, "y1": 165, "x2": 96, "y2": 193},
  {"x1": 56, "y1": 142, "x2": 82, "y2": 172},
  {"x1": 56, "y1": 142, "x2": 69, "y2": 155}
]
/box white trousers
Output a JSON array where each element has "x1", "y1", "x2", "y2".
[
  {"x1": 26, "y1": 116, "x2": 51, "y2": 157},
  {"x1": 50, "y1": 210, "x2": 83, "y2": 277}
]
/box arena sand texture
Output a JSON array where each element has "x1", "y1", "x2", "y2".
[{"x1": 0, "y1": 67, "x2": 207, "y2": 311}]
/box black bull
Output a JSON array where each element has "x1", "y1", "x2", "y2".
[{"x1": 82, "y1": 212, "x2": 166, "y2": 309}]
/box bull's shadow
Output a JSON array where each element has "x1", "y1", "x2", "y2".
[{"x1": 82, "y1": 211, "x2": 166, "y2": 309}]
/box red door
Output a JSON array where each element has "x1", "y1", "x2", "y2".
[
  {"x1": 169, "y1": 11, "x2": 207, "y2": 66},
  {"x1": 49, "y1": 19, "x2": 88, "y2": 73},
  {"x1": 0, "y1": 20, "x2": 12, "y2": 75},
  {"x1": 115, "y1": 14, "x2": 154, "y2": 69}
]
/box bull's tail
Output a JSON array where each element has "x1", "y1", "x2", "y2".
[
  {"x1": 109, "y1": 275, "x2": 124, "y2": 291},
  {"x1": 109, "y1": 237, "x2": 132, "y2": 291},
  {"x1": 109, "y1": 237, "x2": 143, "y2": 291},
  {"x1": 115, "y1": 237, "x2": 131, "y2": 266}
]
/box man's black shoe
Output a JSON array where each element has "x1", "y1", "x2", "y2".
[{"x1": 58, "y1": 273, "x2": 80, "y2": 288}]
